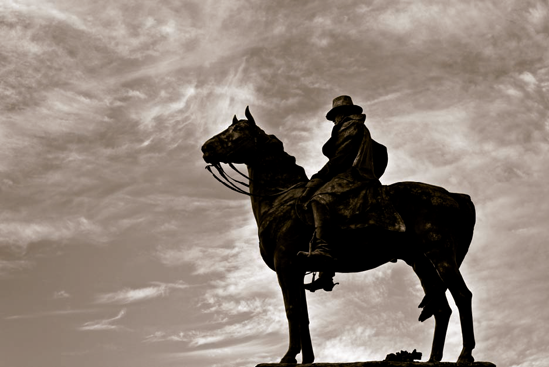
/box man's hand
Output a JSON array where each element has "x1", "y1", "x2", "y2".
[{"x1": 299, "y1": 178, "x2": 324, "y2": 207}]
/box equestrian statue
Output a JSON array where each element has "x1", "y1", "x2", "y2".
[{"x1": 201, "y1": 96, "x2": 477, "y2": 365}]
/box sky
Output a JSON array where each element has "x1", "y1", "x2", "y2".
[{"x1": 0, "y1": 0, "x2": 548, "y2": 366}]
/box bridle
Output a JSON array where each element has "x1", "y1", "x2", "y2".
[
  {"x1": 204, "y1": 110, "x2": 306, "y2": 198},
  {"x1": 205, "y1": 117, "x2": 306, "y2": 197},
  {"x1": 205, "y1": 162, "x2": 305, "y2": 197},
  {"x1": 205, "y1": 163, "x2": 251, "y2": 196}
]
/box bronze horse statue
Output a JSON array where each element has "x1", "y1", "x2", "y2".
[{"x1": 201, "y1": 107, "x2": 476, "y2": 364}]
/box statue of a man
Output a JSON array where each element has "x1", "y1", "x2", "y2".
[{"x1": 298, "y1": 95, "x2": 389, "y2": 291}]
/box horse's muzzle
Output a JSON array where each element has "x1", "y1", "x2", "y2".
[
  {"x1": 202, "y1": 152, "x2": 220, "y2": 164},
  {"x1": 201, "y1": 141, "x2": 217, "y2": 163}
]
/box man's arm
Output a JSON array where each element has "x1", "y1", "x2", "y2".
[{"x1": 311, "y1": 121, "x2": 365, "y2": 182}]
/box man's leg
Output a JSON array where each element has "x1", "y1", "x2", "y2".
[
  {"x1": 310, "y1": 201, "x2": 335, "y2": 257},
  {"x1": 300, "y1": 201, "x2": 338, "y2": 292}
]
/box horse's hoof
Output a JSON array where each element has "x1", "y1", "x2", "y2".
[
  {"x1": 280, "y1": 356, "x2": 297, "y2": 364},
  {"x1": 457, "y1": 354, "x2": 475, "y2": 365},
  {"x1": 428, "y1": 356, "x2": 442, "y2": 363},
  {"x1": 302, "y1": 353, "x2": 315, "y2": 364}
]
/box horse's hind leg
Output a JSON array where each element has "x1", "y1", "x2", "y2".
[
  {"x1": 411, "y1": 256, "x2": 452, "y2": 362},
  {"x1": 427, "y1": 248, "x2": 475, "y2": 364},
  {"x1": 428, "y1": 293, "x2": 452, "y2": 362}
]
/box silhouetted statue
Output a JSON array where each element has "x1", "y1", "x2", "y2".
[{"x1": 202, "y1": 101, "x2": 477, "y2": 365}]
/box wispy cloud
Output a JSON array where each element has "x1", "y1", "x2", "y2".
[
  {"x1": 0, "y1": 217, "x2": 105, "y2": 253},
  {"x1": 95, "y1": 281, "x2": 187, "y2": 305},
  {"x1": 0, "y1": 259, "x2": 32, "y2": 276},
  {"x1": 53, "y1": 290, "x2": 71, "y2": 299},
  {"x1": 78, "y1": 309, "x2": 127, "y2": 331},
  {"x1": 144, "y1": 331, "x2": 186, "y2": 343},
  {"x1": 144, "y1": 295, "x2": 285, "y2": 347},
  {"x1": 6, "y1": 309, "x2": 98, "y2": 320},
  {"x1": 162, "y1": 339, "x2": 286, "y2": 367},
  {"x1": 155, "y1": 245, "x2": 238, "y2": 274}
]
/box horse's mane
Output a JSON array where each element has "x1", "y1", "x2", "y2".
[{"x1": 257, "y1": 132, "x2": 309, "y2": 182}]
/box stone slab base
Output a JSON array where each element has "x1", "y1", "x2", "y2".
[{"x1": 256, "y1": 362, "x2": 496, "y2": 367}]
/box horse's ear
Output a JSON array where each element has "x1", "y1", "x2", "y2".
[
  {"x1": 232, "y1": 115, "x2": 238, "y2": 125},
  {"x1": 245, "y1": 106, "x2": 256, "y2": 126}
]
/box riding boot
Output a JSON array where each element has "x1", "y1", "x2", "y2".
[
  {"x1": 311, "y1": 201, "x2": 337, "y2": 258},
  {"x1": 306, "y1": 231, "x2": 336, "y2": 261},
  {"x1": 304, "y1": 211, "x2": 337, "y2": 291},
  {"x1": 297, "y1": 201, "x2": 337, "y2": 267}
]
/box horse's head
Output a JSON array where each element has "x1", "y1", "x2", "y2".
[{"x1": 202, "y1": 107, "x2": 264, "y2": 164}]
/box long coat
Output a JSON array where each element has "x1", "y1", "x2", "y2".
[
  {"x1": 311, "y1": 113, "x2": 386, "y2": 197},
  {"x1": 310, "y1": 114, "x2": 404, "y2": 232}
]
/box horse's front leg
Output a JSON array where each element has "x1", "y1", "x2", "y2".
[
  {"x1": 277, "y1": 266, "x2": 309, "y2": 364},
  {"x1": 299, "y1": 286, "x2": 314, "y2": 363}
]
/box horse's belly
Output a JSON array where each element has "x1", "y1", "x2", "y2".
[{"x1": 334, "y1": 252, "x2": 395, "y2": 273}]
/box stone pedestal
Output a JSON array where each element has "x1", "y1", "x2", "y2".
[{"x1": 256, "y1": 362, "x2": 496, "y2": 367}]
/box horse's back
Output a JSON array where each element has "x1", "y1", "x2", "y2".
[
  {"x1": 389, "y1": 181, "x2": 473, "y2": 213},
  {"x1": 388, "y1": 181, "x2": 475, "y2": 251}
]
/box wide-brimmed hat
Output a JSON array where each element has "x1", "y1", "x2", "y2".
[
  {"x1": 326, "y1": 95, "x2": 363, "y2": 121},
  {"x1": 326, "y1": 96, "x2": 362, "y2": 121}
]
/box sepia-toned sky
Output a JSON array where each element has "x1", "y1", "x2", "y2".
[{"x1": 1, "y1": 1, "x2": 548, "y2": 366}]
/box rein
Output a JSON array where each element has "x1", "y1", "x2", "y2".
[{"x1": 205, "y1": 163, "x2": 305, "y2": 198}]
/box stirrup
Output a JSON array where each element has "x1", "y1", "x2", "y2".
[{"x1": 304, "y1": 273, "x2": 339, "y2": 293}]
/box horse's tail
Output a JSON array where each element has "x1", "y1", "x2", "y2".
[{"x1": 451, "y1": 193, "x2": 476, "y2": 267}]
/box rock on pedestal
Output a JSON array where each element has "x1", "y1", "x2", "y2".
[{"x1": 256, "y1": 362, "x2": 496, "y2": 367}]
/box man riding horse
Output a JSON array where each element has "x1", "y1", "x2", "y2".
[
  {"x1": 298, "y1": 95, "x2": 405, "y2": 291},
  {"x1": 202, "y1": 101, "x2": 477, "y2": 364}
]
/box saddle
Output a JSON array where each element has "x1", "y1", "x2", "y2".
[
  {"x1": 335, "y1": 183, "x2": 406, "y2": 232},
  {"x1": 307, "y1": 177, "x2": 406, "y2": 233}
]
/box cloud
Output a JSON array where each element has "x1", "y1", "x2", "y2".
[
  {"x1": 153, "y1": 199, "x2": 253, "y2": 273},
  {"x1": 6, "y1": 309, "x2": 98, "y2": 320},
  {"x1": 53, "y1": 290, "x2": 71, "y2": 299},
  {"x1": 0, "y1": 259, "x2": 32, "y2": 276},
  {"x1": 95, "y1": 281, "x2": 188, "y2": 304},
  {"x1": 144, "y1": 331, "x2": 186, "y2": 343},
  {"x1": 78, "y1": 309, "x2": 127, "y2": 331},
  {"x1": 155, "y1": 246, "x2": 238, "y2": 273},
  {"x1": 149, "y1": 219, "x2": 287, "y2": 354},
  {"x1": 188, "y1": 313, "x2": 283, "y2": 349},
  {"x1": 0, "y1": 217, "x2": 105, "y2": 253},
  {"x1": 0, "y1": 0, "x2": 260, "y2": 264},
  {"x1": 163, "y1": 337, "x2": 285, "y2": 367}
]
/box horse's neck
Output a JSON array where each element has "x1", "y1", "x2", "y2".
[{"x1": 247, "y1": 150, "x2": 307, "y2": 224}]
